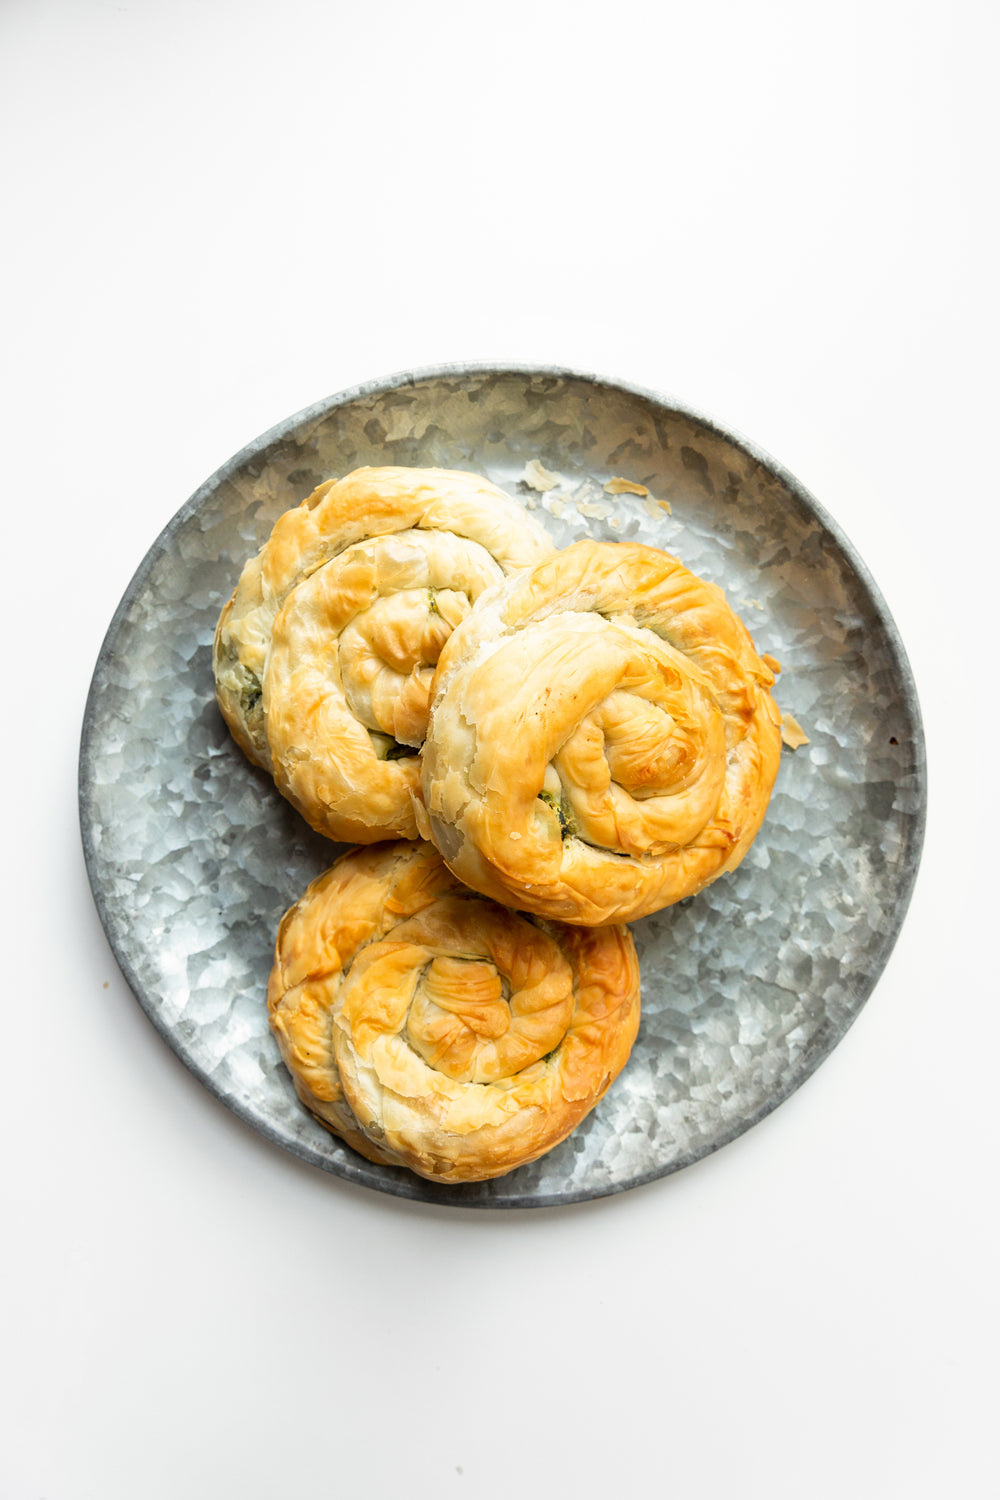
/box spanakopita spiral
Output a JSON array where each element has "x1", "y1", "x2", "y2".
[
  {"x1": 267, "y1": 841, "x2": 640, "y2": 1183},
  {"x1": 418, "y1": 538, "x2": 783, "y2": 925},
  {"x1": 213, "y1": 466, "x2": 553, "y2": 842}
]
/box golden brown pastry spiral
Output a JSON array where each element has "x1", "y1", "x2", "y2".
[
  {"x1": 418, "y1": 538, "x2": 783, "y2": 925},
  {"x1": 213, "y1": 466, "x2": 554, "y2": 843},
  {"x1": 267, "y1": 841, "x2": 640, "y2": 1183}
]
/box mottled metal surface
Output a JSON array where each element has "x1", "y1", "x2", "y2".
[{"x1": 79, "y1": 365, "x2": 926, "y2": 1208}]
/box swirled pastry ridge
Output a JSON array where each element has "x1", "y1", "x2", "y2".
[
  {"x1": 213, "y1": 466, "x2": 554, "y2": 843},
  {"x1": 267, "y1": 841, "x2": 641, "y2": 1183},
  {"x1": 418, "y1": 538, "x2": 783, "y2": 925}
]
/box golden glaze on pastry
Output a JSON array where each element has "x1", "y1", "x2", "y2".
[
  {"x1": 418, "y1": 539, "x2": 783, "y2": 925},
  {"x1": 213, "y1": 466, "x2": 554, "y2": 842},
  {"x1": 267, "y1": 841, "x2": 640, "y2": 1183}
]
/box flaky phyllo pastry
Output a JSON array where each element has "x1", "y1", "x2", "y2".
[
  {"x1": 268, "y1": 841, "x2": 640, "y2": 1183},
  {"x1": 417, "y1": 539, "x2": 783, "y2": 926},
  {"x1": 213, "y1": 467, "x2": 554, "y2": 842}
]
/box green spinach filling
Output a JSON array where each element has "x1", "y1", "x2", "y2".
[
  {"x1": 538, "y1": 788, "x2": 576, "y2": 839},
  {"x1": 238, "y1": 672, "x2": 262, "y2": 718}
]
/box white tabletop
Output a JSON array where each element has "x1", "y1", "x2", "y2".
[{"x1": 3, "y1": 2, "x2": 997, "y2": 1496}]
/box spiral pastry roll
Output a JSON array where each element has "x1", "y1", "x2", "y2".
[
  {"x1": 213, "y1": 466, "x2": 553, "y2": 842},
  {"x1": 267, "y1": 841, "x2": 640, "y2": 1184},
  {"x1": 418, "y1": 538, "x2": 783, "y2": 925}
]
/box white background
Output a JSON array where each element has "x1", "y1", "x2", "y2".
[{"x1": 2, "y1": 1, "x2": 997, "y2": 1496}]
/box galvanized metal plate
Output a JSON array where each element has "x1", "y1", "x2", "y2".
[{"x1": 79, "y1": 365, "x2": 926, "y2": 1207}]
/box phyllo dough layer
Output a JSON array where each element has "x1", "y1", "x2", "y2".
[
  {"x1": 213, "y1": 466, "x2": 554, "y2": 842},
  {"x1": 267, "y1": 841, "x2": 640, "y2": 1183},
  {"x1": 418, "y1": 538, "x2": 783, "y2": 925}
]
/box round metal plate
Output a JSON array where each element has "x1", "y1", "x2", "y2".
[{"x1": 79, "y1": 364, "x2": 926, "y2": 1207}]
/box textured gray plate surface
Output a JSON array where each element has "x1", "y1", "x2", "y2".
[{"x1": 79, "y1": 365, "x2": 926, "y2": 1208}]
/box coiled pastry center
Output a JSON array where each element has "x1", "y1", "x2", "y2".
[
  {"x1": 266, "y1": 528, "x2": 505, "y2": 750},
  {"x1": 340, "y1": 587, "x2": 472, "y2": 746},
  {"x1": 337, "y1": 898, "x2": 575, "y2": 1085},
  {"x1": 453, "y1": 612, "x2": 729, "y2": 859},
  {"x1": 547, "y1": 658, "x2": 728, "y2": 856}
]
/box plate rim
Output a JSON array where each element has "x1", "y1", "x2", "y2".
[{"x1": 78, "y1": 361, "x2": 928, "y2": 1209}]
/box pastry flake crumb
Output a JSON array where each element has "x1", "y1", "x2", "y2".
[
  {"x1": 779, "y1": 711, "x2": 810, "y2": 749},
  {"x1": 762, "y1": 652, "x2": 781, "y2": 673},
  {"x1": 604, "y1": 476, "x2": 650, "y2": 497},
  {"x1": 642, "y1": 497, "x2": 674, "y2": 519},
  {"x1": 521, "y1": 459, "x2": 561, "y2": 493},
  {"x1": 578, "y1": 500, "x2": 613, "y2": 519}
]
